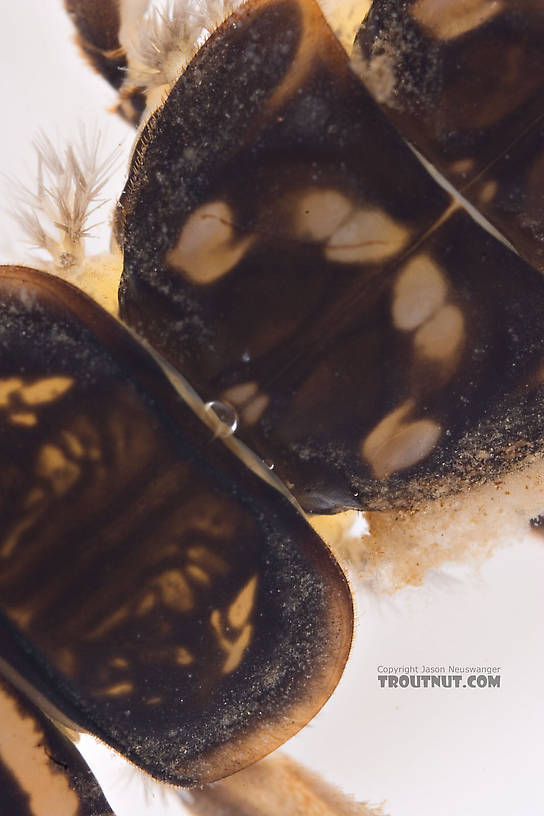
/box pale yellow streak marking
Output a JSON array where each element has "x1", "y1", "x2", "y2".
[
  {"x1": 0, "y1": 684, "x2": 79, "y2": 816},
  {"x1": 10, "y1": 412, "x2": 38, "y2": 426},
  {"x1": 167, "y1": 201, "x2": 254, "y2": 285},
  {"x1": 185, "y1": 564, "x2": 211, "y2": 585},
  {"x1": 211, "y1": 610, "x2": 253, "y2": 675},
  {"x1": 479, "y1": 180, "x2": 498, "y2": 205},
  {"x1": 20, "y1": 377, "x2": 74, "y2": 406},
  {"x1": 2, "y1": 487, "x2": 45, "y2": 560},
  {"x1": 153, "y1": 569, "x2": 194, "y2": 612},
  {"x1": 228, "y1": 575, "x2": 258, "y2": 629},
  {"x1": 413, "y1": 0, "x2": 503, "y2": 40},
  {"x1": 1, "y1": 512, "x2": 41, "y2": 559},
  {"x1": 242, "y1": 393, "x2": 270, "y2": 426},
  {"x1": 187, "y1": 546, "x2": 229, "y2": 575},
  {"x1": 86, "y1": 606, "x2": 129, "y2": 640},
  {"x1": 99, "y1": 682, "x2": 133, "y2": 697},
  {"x1": 35, "y1": 444, "x2": 81, "y2": 496},
  {"x1": 175, "y1": 647, "x2": 195, "y2": 666},
  {"x1": 392, "y1": 254, "x2": 447, "y2": 331},
  {"x1": 362, "y1": 400, "x2": 442, "y2": 478},
  {"x1": 136, "y1": 592, "x2": 155, "y2": 616},
  {"x1": 414, "y1": 304, "x2": 465, "y2": 362},
  {"x1": 326, "y1": 209, "x2": 410, "y2": 264},
  {"x1": 222, "y1": 625, "x2": 252, "y2": 675},
  {"x1": 0, "y1": 377, "x2": 23, "y2": 407},
  {"x1": 61, "y1": 431, "x2": 85, "y2": 458},
  {"x1": 450, "y1": 157, "x2": 476, "y2": 177},
  {"x1": 110, "y1": 657, "x2": 129, "y2": 669}
]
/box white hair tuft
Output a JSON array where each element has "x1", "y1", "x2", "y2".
[{"x1": 10, "y1": 130, "x2": 121, "y2": 274}]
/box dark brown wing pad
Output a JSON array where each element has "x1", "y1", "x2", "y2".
[
  {"x1": 0, "y1": 265, "x2": 353, "y2": 785},
  {"x1": 117, "y1": 0, "x2": 544, "y2": 514},
  {"x1": 354, "y1": 0, "x2": 544, "y2": 270}
]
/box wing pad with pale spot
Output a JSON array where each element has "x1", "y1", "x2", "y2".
[
  {"x1": 354, "y1": 0, "x2": 544, "y2": 270},
  {"x1": 117, "y1": 0, "x2": 544, "y2": 513},
  {"x1": 0, "y1": 265, "x2": 352, "y2": 785}
]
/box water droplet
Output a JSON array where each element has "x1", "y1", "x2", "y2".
[
  {"x1": 241, "y1": 350, "x2": 251, "y2": 363},
  {"x1": 264, "y1": 459, "x2": 274, "y2": 470},
  {"x1": 204, "y1": 400, "x2": 238, "y2": 437}
]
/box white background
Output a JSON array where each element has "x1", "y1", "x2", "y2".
[{"x1": 0, "y1": 2, "x2": 543, "y2": 815}]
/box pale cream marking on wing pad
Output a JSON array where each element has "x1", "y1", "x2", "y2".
[
  {"x1": 295, "y1": 188, "x2": 410, "y2": 262},
  {"x1": 479, "y1": 180, "x2": 498, "y2": 204},
  {"x1": 362, "y1": 400, "x2": 442, "y2": 479},
  {"x1": 326, "y1": 208, "x2": 410, "y2": 263},
  {"x1": 0, "y1": 684, "x2": 79, "y2": 816},
  {"x1": 19, "y1": 377, "x2": 74, "y2": 405},
  {"x1": 296, "y1": 189, "x2": 353, "y2": 241},
  {"x1": 222, "y1": 382, "x2": 270, "y2": 426},
  {"x1": 151, "y1": 569, "x2": 194, "y2": 613},
  {"x1": 110, "y1": 656, "x2": 129, "y2": 669},
  {"x1": 0, "y1": 376, "x2": 74, "y2": 428},
  {"x1": 412, "y1": 0, "x2": 504, "y2": 40},
  {"x1": 0, "y1": 377, "x2": 24, "y2": 406},
  {"x1": 211, "y1": 574, "x2": 258, "y2": 675},
  {"x1": 228, "y1": 574, "x2": 258, "y2": 629},
  {"x1": 98, "y1": 682, "x2": 134, "y2": 698},
  {"x1": 61, "y1": 431, "x2": 85, "y2": 458},
  {"x1": 10, "y1": 412, "x2": 38, "y2": 427},
  {"x1": 86, "y1": 606, "x2": 130, "y2": 640},
  {"x1": 392, "y1": 254, "x2": 447, "y2": 331},
  {"x1": 185, "y1": 563, "x2": 211, "y2": 585},
  {"x1": 175, "y1": 647, "x2": 194, "y2": 666},
  {"x1": 1, "y1": 432, "x2": 91, "y2": 560},
  {"x1": 136, "y1": 594, "x2": 155, "y2": 617},
  {"x1": 166, "y1": 201, "x2": 254, "y2": 284},
  {"x1": 0, "y1": 376, "x2": 73, "y2": 407},
  {"x1": 35, "y1": 444, "x2": 81, "y2": 496},
  {"x1": 414, "y1": 304, "x2": 465, "y2": 361},
  {"x1": 450, "y1": 157, "x2": 476, "y2": 177},
  {"x1": 187, "y1": 546, "x2": 229, "y2": 575}
]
